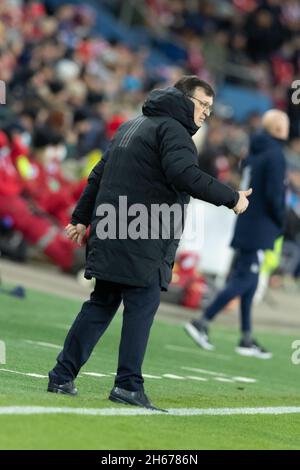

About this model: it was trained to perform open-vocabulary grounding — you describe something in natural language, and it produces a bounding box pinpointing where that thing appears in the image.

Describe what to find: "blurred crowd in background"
[0,0,300,292]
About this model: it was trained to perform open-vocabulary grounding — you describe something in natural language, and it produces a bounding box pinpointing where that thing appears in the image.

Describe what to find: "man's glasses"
[187,95,213,113]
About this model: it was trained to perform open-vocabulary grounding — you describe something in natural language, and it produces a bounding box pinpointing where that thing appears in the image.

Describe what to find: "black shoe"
[235,339,272,359]
[109,386,167,412]
[184,320,215,351]
[47,380,78,396]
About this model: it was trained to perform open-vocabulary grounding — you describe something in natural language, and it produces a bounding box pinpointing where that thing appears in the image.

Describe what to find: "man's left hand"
[65,223,86,246]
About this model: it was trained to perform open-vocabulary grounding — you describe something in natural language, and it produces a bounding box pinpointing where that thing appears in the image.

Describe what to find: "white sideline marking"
[0,406,300,416]
[186,376,208,382]
[163,374,184,380]
[181,366,228,377]
[0,369,47,378]
[0,368,256,383]
[79,372,161,379]
[24,340,61,349]
[26,373,48,378]
[143,374,162,379]
[233,377,257,383]
[81,372,109,378]
[214,377,235,383]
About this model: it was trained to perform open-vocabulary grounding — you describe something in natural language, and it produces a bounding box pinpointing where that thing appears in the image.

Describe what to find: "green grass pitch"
[0,287,299,450]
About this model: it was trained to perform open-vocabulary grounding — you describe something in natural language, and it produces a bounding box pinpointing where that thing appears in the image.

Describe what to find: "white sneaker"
[184,322,215,351]
[235,339,272,359]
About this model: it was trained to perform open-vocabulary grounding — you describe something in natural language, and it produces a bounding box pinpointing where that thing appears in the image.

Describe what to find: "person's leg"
[202,279,243,323]
[114,273,161,392]
[184,276,244,350]
[239,251,264,339]
[292,243,300,279]
[49,279,122,383]
[0,195,51,243]
[0,195,79,271]
[237,252,272,358]
[294,262,300,279]
[237,271,272,358]
[185,251,257,350]
[240,273,259,339]
[200,251,259,325]
[38,190,75,228]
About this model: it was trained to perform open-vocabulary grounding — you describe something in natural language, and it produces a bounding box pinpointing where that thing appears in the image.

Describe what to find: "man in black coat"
[47,76,251,410]
[185,109,289,360]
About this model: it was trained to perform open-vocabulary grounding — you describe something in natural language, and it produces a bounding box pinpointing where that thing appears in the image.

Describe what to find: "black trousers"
[49,273,161,391]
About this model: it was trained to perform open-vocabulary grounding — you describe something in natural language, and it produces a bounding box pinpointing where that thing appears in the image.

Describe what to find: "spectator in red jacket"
[0,130,84,273]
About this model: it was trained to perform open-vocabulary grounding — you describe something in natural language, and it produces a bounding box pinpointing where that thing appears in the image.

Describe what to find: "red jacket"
[0,131,22,196]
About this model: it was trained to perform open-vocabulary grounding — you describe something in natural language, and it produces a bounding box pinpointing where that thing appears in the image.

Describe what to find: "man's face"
[189,86,214,127]
[279,115,290,140]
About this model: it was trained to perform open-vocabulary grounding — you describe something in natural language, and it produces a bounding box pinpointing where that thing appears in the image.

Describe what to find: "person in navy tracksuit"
[185,109,289,358]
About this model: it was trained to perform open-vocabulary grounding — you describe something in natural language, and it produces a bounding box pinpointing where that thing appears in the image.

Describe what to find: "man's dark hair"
[174,75,215,98]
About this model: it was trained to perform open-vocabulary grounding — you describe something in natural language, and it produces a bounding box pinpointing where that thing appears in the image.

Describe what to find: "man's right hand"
[233,188,253,215]
[65,223,86,246]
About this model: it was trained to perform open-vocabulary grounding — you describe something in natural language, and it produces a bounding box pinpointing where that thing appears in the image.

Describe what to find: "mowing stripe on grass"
[181,366,257,383]
[181,366,229,377]
[0,406,300,416]
[165,345,231,361]
[52,324,71,330]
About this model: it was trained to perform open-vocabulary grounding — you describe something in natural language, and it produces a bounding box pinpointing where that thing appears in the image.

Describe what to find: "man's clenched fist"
[233,188,253,215]
[65,223,86,246]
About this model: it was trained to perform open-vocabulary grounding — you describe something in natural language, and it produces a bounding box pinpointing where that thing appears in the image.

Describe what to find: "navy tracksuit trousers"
[49,274,161,391]
[203,250,263,333]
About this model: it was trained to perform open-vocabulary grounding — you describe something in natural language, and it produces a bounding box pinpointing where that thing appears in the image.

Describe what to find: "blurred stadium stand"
[0,0,300,300]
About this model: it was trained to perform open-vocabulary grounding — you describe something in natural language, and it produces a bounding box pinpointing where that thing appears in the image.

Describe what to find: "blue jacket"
[231,130,286,251]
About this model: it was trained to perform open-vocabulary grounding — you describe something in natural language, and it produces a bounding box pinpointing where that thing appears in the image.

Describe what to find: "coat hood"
[142,87,199,136]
